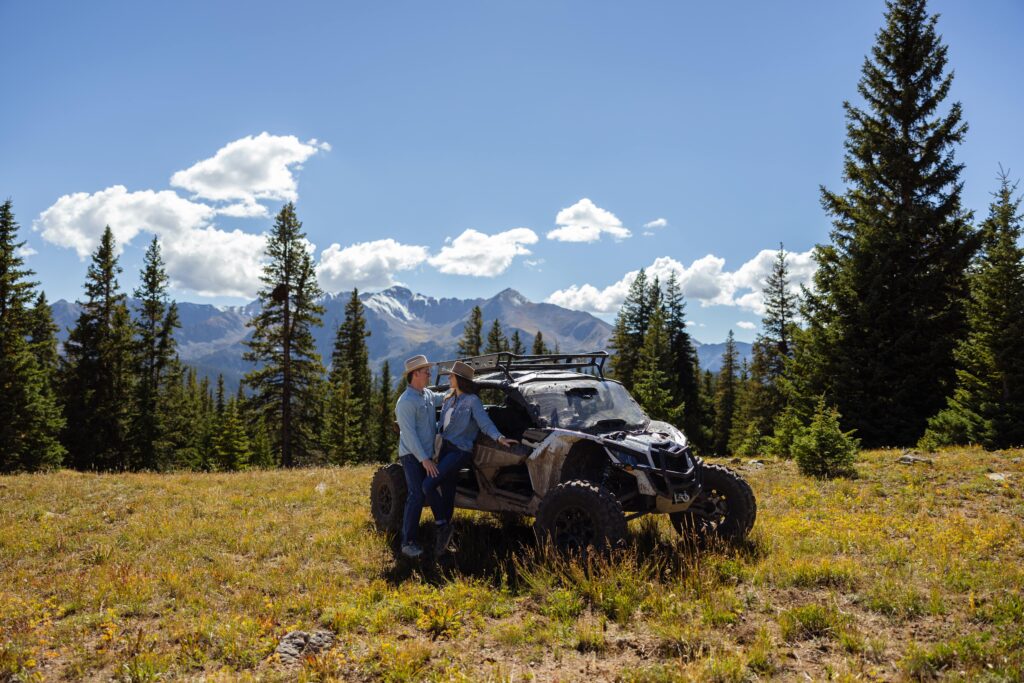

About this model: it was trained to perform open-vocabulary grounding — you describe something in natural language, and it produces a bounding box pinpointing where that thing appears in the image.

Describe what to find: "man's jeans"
[423,446,472,526]
[400,453,427,546]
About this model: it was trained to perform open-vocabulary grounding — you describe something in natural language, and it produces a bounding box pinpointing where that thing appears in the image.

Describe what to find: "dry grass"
[1,446,1022,681]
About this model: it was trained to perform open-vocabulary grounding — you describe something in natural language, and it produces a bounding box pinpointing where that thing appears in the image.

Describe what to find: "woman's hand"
[422,459,439,477]
[498,437,518,448]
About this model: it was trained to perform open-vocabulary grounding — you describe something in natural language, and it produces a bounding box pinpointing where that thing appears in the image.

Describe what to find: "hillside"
[50,288,752,389]
[2,447,1021,681]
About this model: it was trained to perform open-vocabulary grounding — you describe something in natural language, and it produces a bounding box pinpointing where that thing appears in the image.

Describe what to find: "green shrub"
[791,397,859,478]
[768,405,804,458]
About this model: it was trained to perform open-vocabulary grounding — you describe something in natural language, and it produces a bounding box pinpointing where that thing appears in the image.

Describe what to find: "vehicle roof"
[475,370,614,386]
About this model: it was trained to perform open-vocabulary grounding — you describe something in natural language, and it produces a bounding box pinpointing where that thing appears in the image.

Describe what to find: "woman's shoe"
[434,523,456,555]
[401,542,424,559]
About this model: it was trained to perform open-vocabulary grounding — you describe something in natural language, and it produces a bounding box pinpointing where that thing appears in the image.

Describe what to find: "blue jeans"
[423,446,472,526]
[400,453,427,546]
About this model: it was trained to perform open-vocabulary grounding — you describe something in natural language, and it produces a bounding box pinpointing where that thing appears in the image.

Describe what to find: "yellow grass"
[1,447,1022,681]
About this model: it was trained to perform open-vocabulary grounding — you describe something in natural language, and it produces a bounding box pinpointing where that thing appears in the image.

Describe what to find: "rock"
[986,473,1009,482]
[897,450,932,465]
[274,630,335,667]
[749,459,765,466]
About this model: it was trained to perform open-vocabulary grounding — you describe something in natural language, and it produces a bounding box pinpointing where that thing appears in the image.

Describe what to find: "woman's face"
[450,374,460,393]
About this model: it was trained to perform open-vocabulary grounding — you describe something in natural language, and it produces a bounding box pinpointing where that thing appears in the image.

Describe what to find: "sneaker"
[434,523,456,556]
[401,542,424,559]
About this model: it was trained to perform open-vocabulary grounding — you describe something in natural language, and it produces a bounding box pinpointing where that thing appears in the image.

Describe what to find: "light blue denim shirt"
[396,386,445,462]
[439,393,503,452]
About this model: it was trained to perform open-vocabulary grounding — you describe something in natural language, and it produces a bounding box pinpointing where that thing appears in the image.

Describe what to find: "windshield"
[520,380,650,432]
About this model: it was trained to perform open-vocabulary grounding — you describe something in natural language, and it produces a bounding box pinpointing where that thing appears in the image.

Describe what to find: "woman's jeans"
[400,447,472,545]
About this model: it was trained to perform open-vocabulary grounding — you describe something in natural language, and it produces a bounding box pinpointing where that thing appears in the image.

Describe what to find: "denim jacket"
[395,386,445,462]
[438,393,503,452]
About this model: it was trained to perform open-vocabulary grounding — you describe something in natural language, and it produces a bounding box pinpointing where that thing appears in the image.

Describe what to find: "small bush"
[791,397,859,478]
[778,603,844,641]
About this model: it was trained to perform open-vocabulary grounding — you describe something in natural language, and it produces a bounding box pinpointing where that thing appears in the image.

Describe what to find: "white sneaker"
[401,542,424,559]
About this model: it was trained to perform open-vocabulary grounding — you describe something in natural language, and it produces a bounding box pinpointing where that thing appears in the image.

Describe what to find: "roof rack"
[434,352,609,382]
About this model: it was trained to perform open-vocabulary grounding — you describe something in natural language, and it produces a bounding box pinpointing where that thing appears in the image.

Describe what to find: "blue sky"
[2,1,1021,343]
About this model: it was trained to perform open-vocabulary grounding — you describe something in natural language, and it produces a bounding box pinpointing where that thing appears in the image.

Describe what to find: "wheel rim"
[552,505,596,549]
[688,487,729,531]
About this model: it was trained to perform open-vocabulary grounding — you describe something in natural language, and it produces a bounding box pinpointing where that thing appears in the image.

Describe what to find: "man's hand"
[498,437,518,448]
[422,459,439,477]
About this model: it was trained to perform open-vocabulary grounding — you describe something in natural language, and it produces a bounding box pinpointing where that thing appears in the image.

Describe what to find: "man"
[394,354,445,558]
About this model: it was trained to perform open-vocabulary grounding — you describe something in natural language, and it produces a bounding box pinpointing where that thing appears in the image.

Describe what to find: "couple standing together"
[394,355,517,559]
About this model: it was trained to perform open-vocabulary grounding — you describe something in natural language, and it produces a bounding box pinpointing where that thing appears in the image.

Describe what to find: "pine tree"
[243,203,325,467]
[663,272,702,447]
[212,399,251,471]
[802,0,978,447]
[510,330,525,355]
[458,306,483,357]
[633,304,682,423]
[375,360,397,461]
[921,171,1024,449]
[28,291,60,384]
[129,237,181,470]
[609,269,650,389]
[485,318,509,354]
[712,331,739,455]
[0,200,65,471]
[61,227,135,471]
[532,330,550,355]
[326,289,373,462]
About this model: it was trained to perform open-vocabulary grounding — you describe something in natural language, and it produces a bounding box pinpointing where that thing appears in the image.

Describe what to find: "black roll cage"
[433,351,609,384]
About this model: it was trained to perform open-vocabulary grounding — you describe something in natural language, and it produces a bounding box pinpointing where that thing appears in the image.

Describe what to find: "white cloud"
[170,132,329,204]
[547,198,631,242]
[736,321,757,330]
[318,239,430,292]
[643,218,668,229]
[429,228,538,276]
[215,200,268,218]
[15,245,37,258]
[34,185,216,258]
[546,249,816,315]
[161,227,267,298]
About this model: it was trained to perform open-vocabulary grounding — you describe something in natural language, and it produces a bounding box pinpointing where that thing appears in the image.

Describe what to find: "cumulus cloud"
[546,249,816,315]
[161,227,268,298]
[318,239,430,291]
[34,185,216,258]
[16,245,37,258]
[736,321,757,330]
[643,218,668,229]
[170,132,329,204]
[429,228,539,276]
[547,198,631,242]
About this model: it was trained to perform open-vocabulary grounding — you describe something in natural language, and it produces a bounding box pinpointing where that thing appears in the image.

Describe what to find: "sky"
[2,0,1022,344]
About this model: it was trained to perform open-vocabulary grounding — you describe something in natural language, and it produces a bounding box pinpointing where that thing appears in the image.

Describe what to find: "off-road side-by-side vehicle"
[370,352,756,551]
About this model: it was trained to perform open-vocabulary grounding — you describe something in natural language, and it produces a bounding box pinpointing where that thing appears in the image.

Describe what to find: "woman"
[423,360,516,555]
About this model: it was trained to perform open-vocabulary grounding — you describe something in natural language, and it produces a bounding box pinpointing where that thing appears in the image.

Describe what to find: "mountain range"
[50,287,752,390]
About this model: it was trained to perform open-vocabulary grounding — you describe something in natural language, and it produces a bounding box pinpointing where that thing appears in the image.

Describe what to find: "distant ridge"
[50,288,751,389]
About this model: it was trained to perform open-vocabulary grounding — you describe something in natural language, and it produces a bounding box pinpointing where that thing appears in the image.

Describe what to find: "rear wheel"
[535,480,627,552]
[370,463,408,533]
[670,463,755,543]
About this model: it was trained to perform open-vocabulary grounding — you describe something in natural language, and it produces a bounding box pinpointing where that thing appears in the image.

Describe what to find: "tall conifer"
[712,331,739,455]
[243,203,325,467]
[803,0,977,446]
[458,306,483,357]
[485,318,509,354]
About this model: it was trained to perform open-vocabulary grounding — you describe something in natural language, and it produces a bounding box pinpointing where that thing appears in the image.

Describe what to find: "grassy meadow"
[1,447,1022,682]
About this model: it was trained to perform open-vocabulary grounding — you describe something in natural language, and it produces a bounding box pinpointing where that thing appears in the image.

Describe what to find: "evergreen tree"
[485,318,509,354]
[243,203,325,467]
[375,360,397,461]
[215,374,226,417]
[697,369,717,452]
[510,330,525,355]
[663,272,702,447]
[28,291,60,385]
[61,227,135,471]
[326,289,373,461]
[793,397,860,478]
[212,399,251,471]
[0,200,65,471]
[531,330,550,355]
[712,331,739,455]
[921,171,1024,449]
[609,269,650,389]
[129,237,180,470]
[458,306,483,357]
[633,304,683,423]
[802,0,977,447]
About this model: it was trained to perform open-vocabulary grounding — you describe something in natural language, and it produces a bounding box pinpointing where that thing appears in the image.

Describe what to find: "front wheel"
[534,480,627,552]
[670,463,756,543]
[370,463,408,533]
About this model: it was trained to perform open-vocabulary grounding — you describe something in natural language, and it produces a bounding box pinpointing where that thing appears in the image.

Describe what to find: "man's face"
[410,367,430,390]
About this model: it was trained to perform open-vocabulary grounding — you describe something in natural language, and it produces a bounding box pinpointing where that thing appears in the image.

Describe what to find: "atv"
[370,352,756,551]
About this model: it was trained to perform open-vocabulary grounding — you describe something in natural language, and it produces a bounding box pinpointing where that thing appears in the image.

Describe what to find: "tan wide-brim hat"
[442,360,475,381]
[404,354,434,375]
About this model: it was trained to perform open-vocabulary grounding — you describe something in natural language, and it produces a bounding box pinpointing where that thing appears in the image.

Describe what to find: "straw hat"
[404,354,434,375]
